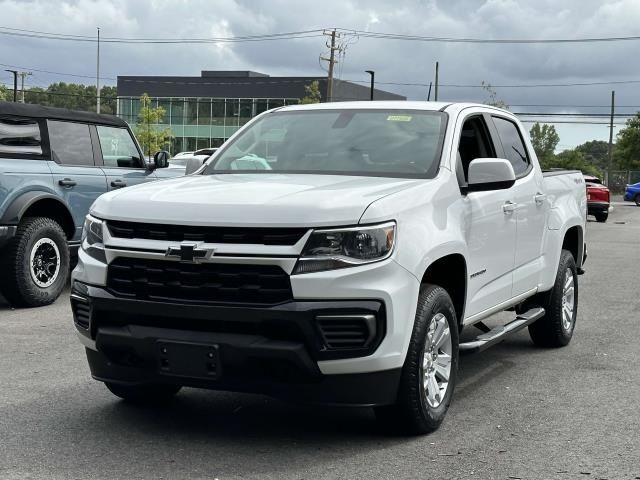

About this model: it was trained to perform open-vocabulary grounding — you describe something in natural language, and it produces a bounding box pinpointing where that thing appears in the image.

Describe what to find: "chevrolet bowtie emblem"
[165,243,213,263]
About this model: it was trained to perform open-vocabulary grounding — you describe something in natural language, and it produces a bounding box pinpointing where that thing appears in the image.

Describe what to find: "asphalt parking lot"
[1,202,639,480]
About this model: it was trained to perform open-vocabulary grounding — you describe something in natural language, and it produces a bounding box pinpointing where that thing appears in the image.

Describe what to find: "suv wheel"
[375,284,459,434]
[594,212,608,223]
[0,217,69,307]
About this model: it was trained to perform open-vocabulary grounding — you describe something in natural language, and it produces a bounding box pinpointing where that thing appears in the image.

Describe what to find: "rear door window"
[0,117,43,157]
[491,117,530,176]
[47,120,94,166]
[96,126,143,168]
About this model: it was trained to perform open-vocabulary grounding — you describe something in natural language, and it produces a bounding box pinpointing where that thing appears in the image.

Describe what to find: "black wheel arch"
[420,254,467,329]
[0,191,75,240]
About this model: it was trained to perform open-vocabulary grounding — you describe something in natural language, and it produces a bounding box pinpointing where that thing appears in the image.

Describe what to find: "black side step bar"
[459,307,545,354]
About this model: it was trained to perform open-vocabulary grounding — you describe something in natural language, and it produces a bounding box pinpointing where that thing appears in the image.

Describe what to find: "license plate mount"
[156,341,220,380]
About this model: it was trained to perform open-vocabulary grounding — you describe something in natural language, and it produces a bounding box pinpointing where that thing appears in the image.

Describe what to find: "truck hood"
[91,173,423,227]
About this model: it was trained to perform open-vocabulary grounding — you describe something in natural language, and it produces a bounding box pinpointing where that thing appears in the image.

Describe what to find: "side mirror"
[185,157,204,175]
[152,150,170,169]
[466,158,516,192]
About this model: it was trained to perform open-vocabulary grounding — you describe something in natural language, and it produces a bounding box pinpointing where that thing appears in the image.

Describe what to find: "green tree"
[575,140,612,171]
[547,149,602,177]
[481,81,509,109]
[0,84,10,101]
[529,123,560,167]
[20,82,117,113]
[613,113,640,170]
[133,93,173,157]
[300,80,321,104]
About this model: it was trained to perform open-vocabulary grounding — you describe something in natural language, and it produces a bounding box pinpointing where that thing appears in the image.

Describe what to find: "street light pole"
[5,69,17,102]
[365,70,375,101]
[96,27,101,113]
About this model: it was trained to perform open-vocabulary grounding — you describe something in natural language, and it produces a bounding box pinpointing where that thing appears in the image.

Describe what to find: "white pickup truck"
[71,102,587,434]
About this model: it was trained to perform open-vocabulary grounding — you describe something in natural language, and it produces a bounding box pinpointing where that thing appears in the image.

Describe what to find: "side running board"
[459,307,545,354]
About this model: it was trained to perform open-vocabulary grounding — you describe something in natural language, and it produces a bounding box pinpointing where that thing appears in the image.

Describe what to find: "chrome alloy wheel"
[561,268,575,331]
[421,313,452,408]
[29,238,61,288]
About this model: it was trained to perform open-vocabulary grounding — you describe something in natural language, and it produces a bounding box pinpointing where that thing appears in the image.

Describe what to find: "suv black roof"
[0,102,128,127]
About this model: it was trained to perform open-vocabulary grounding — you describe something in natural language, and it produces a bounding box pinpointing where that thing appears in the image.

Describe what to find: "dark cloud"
[1,0,637,147]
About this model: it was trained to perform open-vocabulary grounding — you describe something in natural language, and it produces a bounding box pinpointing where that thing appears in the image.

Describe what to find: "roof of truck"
[277,101,512,115]
[0,102,128,127]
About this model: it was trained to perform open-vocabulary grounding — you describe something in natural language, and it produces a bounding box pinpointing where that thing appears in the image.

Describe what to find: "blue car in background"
[0,102,181,307]
[624,182,640,206]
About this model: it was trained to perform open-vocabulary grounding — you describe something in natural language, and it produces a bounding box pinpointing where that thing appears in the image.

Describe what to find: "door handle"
[503,201,518,214]
[534,192,547,205]
[110,180,127,189]
[58,178,76,187]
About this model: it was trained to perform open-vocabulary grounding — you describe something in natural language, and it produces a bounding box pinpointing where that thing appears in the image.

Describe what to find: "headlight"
[293,222,396,274]
[81,215,106,262]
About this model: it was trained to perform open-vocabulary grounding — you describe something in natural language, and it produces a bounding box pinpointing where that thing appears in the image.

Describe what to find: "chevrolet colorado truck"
[71,102,587,434]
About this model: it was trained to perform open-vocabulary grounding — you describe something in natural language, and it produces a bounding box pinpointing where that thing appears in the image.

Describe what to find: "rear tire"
[635,194,640,207]
[594,212,608,223]
[375,284,459,435]
[0,217,69,307]
[105,382,182,404]
[528,249,578,347]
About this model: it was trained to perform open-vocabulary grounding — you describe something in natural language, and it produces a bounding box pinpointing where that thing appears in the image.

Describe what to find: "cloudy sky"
[2,0,640,148]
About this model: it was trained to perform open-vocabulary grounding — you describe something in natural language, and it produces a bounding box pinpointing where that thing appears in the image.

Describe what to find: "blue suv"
[624,182,640,206]
[0,102,180,307]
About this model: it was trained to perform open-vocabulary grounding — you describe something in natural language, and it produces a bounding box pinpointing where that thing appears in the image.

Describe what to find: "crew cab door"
[490,116,547,296]
[456,114,517,319]
[94,125,156,190]
[47,120,108,241]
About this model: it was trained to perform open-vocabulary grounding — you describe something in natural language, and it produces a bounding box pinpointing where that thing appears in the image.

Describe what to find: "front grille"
[107,220,307,246]
[107,257,293,305]
[317,315,375,349]
[72,300,91,329]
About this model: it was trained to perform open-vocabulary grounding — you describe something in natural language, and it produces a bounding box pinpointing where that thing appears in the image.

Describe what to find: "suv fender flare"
[0,191,73,227]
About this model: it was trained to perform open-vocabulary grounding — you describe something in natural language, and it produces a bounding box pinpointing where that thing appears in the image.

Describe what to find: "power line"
[345,78,640,88]
[0,62,116,81]
[337,28,640,44]
[0,26,325,44]
[5,24,640,45]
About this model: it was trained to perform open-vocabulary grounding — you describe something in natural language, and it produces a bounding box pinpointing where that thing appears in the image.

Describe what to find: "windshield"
[204,109,447,178]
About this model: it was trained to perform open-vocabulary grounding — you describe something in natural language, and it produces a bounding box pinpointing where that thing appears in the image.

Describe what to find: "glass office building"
[116,71,405,154]
[117,95,300,153]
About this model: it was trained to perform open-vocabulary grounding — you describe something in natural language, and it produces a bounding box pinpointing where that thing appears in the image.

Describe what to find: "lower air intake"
[316,314,377,349]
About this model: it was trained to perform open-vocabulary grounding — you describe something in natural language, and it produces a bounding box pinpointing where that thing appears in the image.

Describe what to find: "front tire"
[375,284,459,435]
[0,217,69,307]
[105,382,182,404]
[528,249,578,347]
[635,194,640,207]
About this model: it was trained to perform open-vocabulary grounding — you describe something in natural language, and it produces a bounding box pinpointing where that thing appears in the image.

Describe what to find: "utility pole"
[5,69,17,102]
[96,27,101,113]
[18,71,32,103]
[321,29,341,102]
[365,70,375,100]
[607,90,615,186]
[427,81,433,101]
[434,61,439,101]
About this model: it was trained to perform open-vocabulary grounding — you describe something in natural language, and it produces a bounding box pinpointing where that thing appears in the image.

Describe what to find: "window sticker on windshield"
[387,115,412,122]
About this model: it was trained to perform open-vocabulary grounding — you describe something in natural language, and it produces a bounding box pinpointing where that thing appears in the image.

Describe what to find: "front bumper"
[71,282,401,406]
